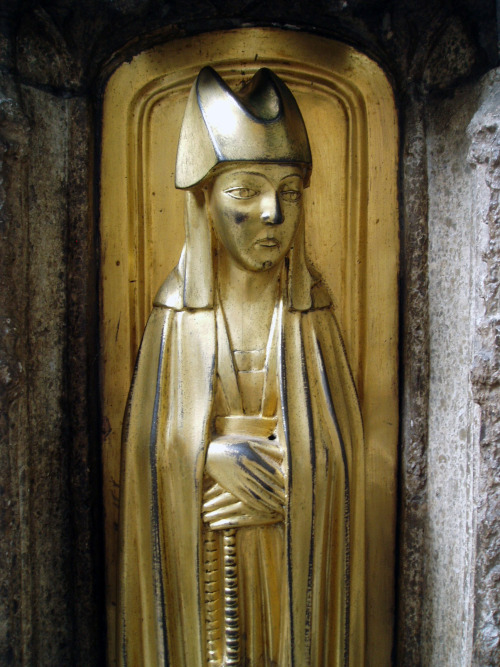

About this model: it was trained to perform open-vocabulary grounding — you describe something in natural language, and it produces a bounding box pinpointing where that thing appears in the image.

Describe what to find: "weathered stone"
[397,91,431,667]
[17,9,84,91]
[65,96,106,665]
[0,70,30,667]
[423,75,483,666]
[20,84,73,665]
[4,0,497,94]
[0,69,105,665]
[467,69,500,667]
[403,66,500,667]
[423,17,479,91]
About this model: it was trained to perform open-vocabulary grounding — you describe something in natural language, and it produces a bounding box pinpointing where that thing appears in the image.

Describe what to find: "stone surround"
[0,1,498,664]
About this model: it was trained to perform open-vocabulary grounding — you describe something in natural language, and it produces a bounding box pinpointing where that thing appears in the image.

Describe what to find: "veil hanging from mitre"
[154,66,316,311]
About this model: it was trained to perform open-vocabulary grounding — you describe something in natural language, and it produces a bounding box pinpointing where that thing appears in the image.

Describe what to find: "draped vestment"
[117,259,365,666]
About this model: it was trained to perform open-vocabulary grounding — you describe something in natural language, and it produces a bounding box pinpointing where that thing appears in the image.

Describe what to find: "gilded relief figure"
[117,67,365,666]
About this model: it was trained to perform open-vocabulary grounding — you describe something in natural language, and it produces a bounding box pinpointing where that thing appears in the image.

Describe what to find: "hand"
[204,435,285,521]
[202,482,281,530]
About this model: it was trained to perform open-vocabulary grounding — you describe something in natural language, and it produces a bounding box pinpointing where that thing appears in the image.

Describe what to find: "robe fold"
[117,269,365,666]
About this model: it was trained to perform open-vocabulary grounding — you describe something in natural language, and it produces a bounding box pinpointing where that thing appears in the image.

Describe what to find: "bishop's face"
[207,163,305,272]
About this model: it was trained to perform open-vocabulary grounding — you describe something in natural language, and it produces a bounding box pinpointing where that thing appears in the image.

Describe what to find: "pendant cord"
[223,528,240,665]
[204,529,221,666]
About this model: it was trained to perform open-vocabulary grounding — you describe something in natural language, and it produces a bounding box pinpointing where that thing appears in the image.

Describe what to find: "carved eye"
[280,189,302,202]
[224,187,258,199]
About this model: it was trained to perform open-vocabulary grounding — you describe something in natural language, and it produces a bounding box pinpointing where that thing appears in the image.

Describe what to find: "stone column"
[467,69,500,667]
[418,67,499,667]
[0,34,104,666]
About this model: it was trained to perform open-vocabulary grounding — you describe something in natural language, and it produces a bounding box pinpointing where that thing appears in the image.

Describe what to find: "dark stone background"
[0,1,497,664]
[1,0,497,93]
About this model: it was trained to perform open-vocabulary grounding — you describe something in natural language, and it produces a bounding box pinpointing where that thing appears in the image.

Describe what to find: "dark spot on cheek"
[234,212,248,225]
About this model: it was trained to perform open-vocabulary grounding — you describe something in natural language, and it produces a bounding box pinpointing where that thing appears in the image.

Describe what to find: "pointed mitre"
[175,66,312,189]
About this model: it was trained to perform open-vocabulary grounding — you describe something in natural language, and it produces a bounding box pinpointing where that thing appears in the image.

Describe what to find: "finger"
[228,474,277,511]
[238,475,284,513]
[209,511,281,531]
[202,491,238,513]
[246,447,286,487]
[245,460,286,498]
[203,482,224,502]
[233,474,285,514]
[249,440,283,461]
[244,460,286,503]
[204,498,262,521]
[203,500,246,523]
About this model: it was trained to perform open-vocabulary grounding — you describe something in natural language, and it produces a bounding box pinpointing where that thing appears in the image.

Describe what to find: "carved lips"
[255,237,280,248]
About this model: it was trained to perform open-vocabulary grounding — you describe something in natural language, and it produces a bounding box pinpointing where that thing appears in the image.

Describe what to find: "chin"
[247,252,286,272]
[245,258,281,272]
[260,260,276,270]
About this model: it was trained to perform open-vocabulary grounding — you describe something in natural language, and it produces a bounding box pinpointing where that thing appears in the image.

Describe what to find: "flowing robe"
[117,267,365,666]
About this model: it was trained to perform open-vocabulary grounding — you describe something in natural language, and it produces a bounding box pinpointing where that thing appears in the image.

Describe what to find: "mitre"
[175,66,312,189]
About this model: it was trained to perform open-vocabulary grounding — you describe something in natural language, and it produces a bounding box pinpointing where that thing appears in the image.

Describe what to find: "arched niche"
[100,27,398,665]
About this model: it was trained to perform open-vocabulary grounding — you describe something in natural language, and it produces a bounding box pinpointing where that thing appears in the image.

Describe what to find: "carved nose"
[261,193,283,225]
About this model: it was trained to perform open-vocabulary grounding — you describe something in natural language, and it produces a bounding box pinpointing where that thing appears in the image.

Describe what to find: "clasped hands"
[202,435,285,530]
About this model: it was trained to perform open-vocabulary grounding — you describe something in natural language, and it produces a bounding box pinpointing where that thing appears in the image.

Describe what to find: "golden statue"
[117,66,365,666]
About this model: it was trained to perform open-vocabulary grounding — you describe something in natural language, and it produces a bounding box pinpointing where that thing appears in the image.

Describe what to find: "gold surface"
[101,28,398,665]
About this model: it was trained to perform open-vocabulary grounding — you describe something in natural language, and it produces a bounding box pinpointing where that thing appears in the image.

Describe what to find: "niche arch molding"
[100,27,398,665]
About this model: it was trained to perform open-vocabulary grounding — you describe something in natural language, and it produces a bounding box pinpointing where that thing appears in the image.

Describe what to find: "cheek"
[214,212,249,256]
[284,209,301,237]
[219,202,249,227]
[234,212,248,225]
